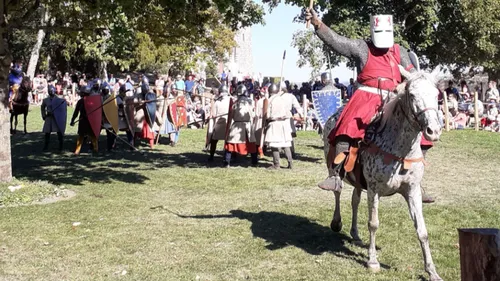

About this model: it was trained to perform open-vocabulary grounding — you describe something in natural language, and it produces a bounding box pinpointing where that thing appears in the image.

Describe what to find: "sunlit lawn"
[0,106,499,280]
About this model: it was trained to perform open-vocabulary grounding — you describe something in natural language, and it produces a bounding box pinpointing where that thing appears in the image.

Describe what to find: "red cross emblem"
[374,17,380,27]
[387,17,392,25]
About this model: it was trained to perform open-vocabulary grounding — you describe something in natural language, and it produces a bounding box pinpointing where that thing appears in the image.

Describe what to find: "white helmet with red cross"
[370,15,394,48]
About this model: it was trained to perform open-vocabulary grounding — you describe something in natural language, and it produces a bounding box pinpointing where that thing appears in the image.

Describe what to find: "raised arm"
[306,8,368,65]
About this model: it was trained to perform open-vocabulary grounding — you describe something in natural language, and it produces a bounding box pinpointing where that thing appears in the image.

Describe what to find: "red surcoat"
[328,43,433,147]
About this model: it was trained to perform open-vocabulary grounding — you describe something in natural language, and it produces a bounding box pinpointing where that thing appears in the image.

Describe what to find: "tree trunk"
[26,6,49,80]
[0,0,13,182]
[458,228,500,281]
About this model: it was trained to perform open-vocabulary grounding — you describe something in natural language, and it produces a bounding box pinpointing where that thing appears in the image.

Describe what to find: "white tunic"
[227,96,256,144]
[211,94,231,140]
[265,93,293,148]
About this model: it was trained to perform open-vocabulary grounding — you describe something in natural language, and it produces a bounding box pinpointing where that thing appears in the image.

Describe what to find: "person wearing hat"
[223,84,258,167]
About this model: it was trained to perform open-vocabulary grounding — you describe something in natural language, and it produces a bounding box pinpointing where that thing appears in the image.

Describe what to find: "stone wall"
[226,27,253,78]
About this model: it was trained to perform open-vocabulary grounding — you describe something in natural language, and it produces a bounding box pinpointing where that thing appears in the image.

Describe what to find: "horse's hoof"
[367,262,381,273]
[430,275,443,281]
[330,220,342,232]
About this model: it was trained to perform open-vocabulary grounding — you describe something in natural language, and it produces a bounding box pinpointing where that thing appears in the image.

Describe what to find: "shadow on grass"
[11,132,150,186]
[175,209,390,270]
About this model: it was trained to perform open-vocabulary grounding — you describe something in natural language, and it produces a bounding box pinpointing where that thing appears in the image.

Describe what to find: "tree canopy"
[7,0,266,76]
[266,0,500,78]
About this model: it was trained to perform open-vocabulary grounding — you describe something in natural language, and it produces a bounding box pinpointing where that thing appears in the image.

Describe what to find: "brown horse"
[10,77,32,134]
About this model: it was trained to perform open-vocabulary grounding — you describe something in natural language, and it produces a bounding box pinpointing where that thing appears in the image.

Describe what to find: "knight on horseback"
[306,10,435,202]
[9,63,31,135]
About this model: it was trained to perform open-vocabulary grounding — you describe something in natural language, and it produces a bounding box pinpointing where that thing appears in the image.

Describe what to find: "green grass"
[1,106,499,280]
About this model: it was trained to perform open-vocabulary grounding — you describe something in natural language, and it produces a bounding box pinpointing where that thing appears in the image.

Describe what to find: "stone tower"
[225,27,253,78]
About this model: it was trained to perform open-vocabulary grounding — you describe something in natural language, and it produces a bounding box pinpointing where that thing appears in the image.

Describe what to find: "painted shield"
[84,95,103,138]
[176,96,188,127]
[123,99,136,133]
[224,98,234,142]
[144,92,157,129]
[51,98,67,134]
[167,102,178,128]
[103,94,119,133]
[312,89,342,128]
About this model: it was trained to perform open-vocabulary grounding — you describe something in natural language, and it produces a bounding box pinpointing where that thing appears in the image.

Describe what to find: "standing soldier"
[253,86,267,157]
[223,85,258,167]
[41,85,66,151]
[207,85,231,162]
[264,83,294,169]
[281,82,304,159]
[70,86,98,155]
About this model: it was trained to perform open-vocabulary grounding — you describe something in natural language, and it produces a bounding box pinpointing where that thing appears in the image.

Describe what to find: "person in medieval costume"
[281,82,304,159]
[153,85,168,142]
[208,84,231,162]
[160,84,180,146]
[319,72,337,91]
[306,10,436,203]
[41,85,65,151]
[264,83,294,169]
[100,83,117,151]
[134,76,156,149]
[223,85,258,167]
[253,85,267,157]
[71,86,98,154]
[116,82,135,149]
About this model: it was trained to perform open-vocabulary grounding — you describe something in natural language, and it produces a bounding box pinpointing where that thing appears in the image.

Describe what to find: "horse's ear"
[398,65,411,80]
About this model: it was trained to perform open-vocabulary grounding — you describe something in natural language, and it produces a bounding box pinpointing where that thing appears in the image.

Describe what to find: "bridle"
[399,84,439,131]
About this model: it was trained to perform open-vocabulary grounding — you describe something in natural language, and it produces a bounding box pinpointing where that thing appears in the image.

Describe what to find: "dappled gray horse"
[322,67,449,281]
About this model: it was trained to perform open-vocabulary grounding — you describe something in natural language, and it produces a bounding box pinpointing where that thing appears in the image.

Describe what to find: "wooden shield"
[103,94,119,133]
[123,99,136,133]
[259,98,269,148]
[224,98,234,143]
[51,98,67,134]
[205,98,216,148]
[84,95,103,138]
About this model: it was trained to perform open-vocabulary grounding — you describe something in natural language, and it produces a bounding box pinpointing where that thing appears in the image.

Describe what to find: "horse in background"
[321,66,451,281]
[10,77,32,134]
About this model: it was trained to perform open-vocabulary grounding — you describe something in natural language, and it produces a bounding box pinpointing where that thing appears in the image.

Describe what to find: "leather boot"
[318,141,350,192]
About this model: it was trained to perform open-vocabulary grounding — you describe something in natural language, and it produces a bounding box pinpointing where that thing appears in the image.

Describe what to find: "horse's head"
[398,66,451,142]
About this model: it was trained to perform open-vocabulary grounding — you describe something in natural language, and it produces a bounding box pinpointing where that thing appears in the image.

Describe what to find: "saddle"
[333,117,426,189]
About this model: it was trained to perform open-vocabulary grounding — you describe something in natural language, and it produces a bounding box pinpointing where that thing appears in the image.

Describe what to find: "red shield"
[84,95,103,138]
[123,99,136,133]
[168,102,178,128]
[176,96,187,127]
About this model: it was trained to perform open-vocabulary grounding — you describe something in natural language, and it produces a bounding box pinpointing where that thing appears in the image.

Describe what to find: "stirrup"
[318,175,343,191]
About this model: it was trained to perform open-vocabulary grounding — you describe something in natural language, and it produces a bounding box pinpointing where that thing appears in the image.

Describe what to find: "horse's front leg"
[367,188,380,272]
[350,187,362,242]
[330,190,342,232]
[10,114,14,132]
[405,184,442,281]
[23,113,28,134]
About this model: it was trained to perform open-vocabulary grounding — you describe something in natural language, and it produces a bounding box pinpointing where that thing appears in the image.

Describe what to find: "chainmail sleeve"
[315,23,369,70]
